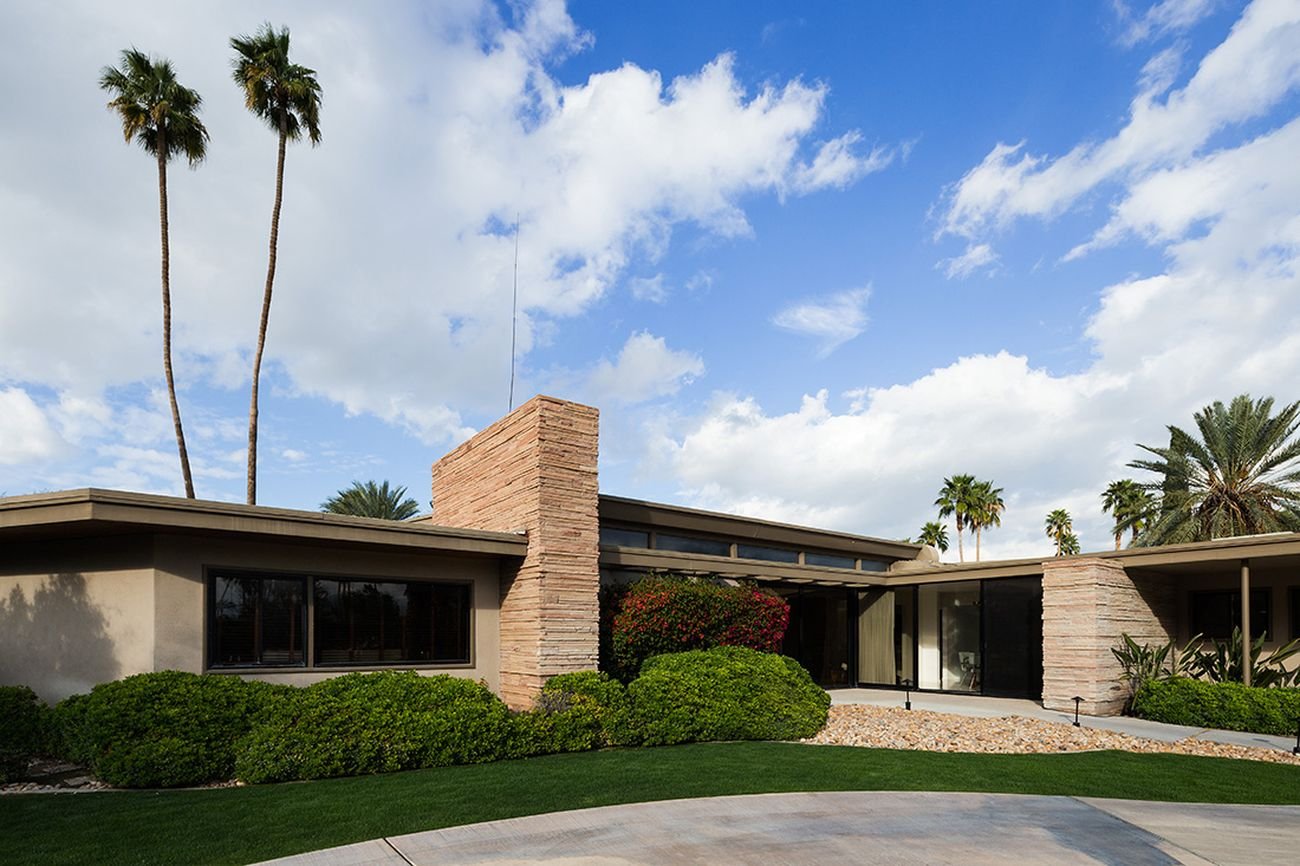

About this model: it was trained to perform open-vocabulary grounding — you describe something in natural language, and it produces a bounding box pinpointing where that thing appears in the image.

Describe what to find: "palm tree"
[917,521,949,555]
[100,50,208,499]
[322,481,420,520]
[1059,531,1082,556]
[967,479,1005,562]
[1044,508,1073,556]
[1101,479,1153,550]
[1129,395,1300,545]
[231,23,322,504]
[935,474,977,562]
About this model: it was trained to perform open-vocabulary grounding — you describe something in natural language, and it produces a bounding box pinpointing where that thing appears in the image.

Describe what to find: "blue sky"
[3,0,1299,560]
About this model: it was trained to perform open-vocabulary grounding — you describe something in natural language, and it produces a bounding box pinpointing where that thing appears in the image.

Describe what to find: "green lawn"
[3,742,1299,866]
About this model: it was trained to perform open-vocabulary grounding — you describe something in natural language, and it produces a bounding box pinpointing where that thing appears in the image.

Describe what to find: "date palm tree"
[1101,478,1153,550]
[935,474,977,562]
[100,50,208,499]
[968,479,1005,562]
[1129,395,1300,545]
[322,480,420,520]
[1044,508,1073,556]
[917,521,949,555]
[1059,531,1082,556]
[231,23,322,504]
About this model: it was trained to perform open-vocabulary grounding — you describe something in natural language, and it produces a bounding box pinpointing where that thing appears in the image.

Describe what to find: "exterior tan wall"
[1042,557,1176,716]
[0,536,157,702]
[152,534,502,693]
[432,395,600,708]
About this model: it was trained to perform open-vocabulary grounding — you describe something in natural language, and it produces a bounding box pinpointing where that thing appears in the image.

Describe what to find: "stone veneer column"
[431,396,600,708]
[1041,557,1176,716]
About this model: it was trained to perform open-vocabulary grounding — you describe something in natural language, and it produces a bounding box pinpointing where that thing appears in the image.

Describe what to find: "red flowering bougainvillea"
[608,575,790,680]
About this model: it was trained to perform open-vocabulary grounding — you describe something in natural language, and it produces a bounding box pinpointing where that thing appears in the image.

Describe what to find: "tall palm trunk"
[246,116,287,505]
[974,526,981,562]
[955,518,965,562]
[1114,531,1123,551]
[157,137,195,499]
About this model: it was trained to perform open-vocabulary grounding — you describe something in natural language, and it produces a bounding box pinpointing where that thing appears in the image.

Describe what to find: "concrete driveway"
[256,791,1300,865]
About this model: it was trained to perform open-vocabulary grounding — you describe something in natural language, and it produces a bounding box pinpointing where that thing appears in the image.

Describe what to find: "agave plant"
[1192,628,1300,688]
[1111,633,1204,710]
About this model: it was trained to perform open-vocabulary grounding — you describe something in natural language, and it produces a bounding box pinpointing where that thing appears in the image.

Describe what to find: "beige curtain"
[858,589,896,685]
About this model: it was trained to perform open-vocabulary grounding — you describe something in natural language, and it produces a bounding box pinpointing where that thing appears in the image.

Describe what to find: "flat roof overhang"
[887,532,1300,583]
[599,494,921,561]
[0,489,529,558]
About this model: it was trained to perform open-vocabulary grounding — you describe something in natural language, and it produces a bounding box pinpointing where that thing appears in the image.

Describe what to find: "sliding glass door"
[857,587,915,686]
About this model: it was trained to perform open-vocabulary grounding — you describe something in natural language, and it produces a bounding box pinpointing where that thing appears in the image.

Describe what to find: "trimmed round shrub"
[507,700,603,759]
[540,671,636,746]
[64,671,288,788]
[0,685,50,782]
[627,646,830,746]
[610,576,790,680]
[1132,677,1300,736]
[234,672,513,784]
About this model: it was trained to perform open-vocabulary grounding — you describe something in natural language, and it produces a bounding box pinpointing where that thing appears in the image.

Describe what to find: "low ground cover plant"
[0,685,51,782]
[1132,677,1300,737]
[607,574,789,680]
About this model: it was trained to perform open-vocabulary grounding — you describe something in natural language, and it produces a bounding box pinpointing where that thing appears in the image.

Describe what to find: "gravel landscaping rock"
[804,705,1300,766]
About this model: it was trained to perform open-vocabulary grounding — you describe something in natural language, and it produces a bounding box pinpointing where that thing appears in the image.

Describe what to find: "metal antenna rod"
[509,213,520,411]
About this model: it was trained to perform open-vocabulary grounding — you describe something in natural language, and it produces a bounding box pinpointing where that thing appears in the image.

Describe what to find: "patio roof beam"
[1241,559,1251,687]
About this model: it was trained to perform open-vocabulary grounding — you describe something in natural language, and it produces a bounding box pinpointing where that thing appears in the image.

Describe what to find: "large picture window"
[210,573,306,667]
[315,578,470,665]
[207,571,470,669]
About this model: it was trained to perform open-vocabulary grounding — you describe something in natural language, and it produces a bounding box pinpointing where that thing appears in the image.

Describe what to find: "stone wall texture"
[1042,558,1177,716]
[431,395,600,708]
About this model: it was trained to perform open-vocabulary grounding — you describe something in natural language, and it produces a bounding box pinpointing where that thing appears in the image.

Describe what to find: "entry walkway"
[256,791,1300,865]
[828,688,1296,752]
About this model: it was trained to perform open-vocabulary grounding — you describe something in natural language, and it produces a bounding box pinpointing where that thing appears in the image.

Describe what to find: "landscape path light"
[902,679,913,711]
[1073,696,1083,728]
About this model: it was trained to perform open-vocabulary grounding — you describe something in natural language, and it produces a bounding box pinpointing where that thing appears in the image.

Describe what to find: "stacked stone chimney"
[431,396,600,708]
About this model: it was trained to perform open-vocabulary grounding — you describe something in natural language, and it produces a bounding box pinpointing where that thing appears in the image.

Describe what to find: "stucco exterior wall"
[432,395,601,708]
[0,532,503,702]
[1042,557,1176,715]
[0,536,157,702]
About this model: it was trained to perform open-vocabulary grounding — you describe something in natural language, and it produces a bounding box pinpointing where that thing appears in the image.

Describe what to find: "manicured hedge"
[1132,677,1300,737]
[628,646,830,746]
[58,672,287,788]
[609,577,789,680]
[235,672,516,784]
[540,671,636,746]
[0,685,50,782]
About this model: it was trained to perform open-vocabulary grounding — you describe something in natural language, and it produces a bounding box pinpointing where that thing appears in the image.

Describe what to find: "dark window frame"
[1189,588,1271,641]
[205,567,474,671]
[653,532,732,557]
[208,570,308,669]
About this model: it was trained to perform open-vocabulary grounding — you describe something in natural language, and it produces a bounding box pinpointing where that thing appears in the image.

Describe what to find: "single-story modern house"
[3,395,1298,714]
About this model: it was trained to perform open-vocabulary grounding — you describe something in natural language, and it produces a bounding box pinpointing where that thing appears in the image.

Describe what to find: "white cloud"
[628,273,669,303]
[938,243,999,279]
[281,448,308,463]
[0,388,63,466]
[1115,0,1219,46]
[0,0,891,471]
[938,0,1300,240]
[584,332,704,405]
[771,287,870,356]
